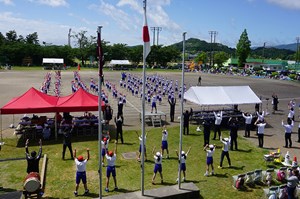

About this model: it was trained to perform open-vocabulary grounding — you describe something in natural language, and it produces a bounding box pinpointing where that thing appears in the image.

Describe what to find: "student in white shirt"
[161,126,169,159]
[73,148,90,197]
[242,112,253,137]
[152,147,163,185]
[218,137,231,169]
[105,141,118,192]
[282,119,294,148]
[213,111,223,140]
[204,144,215,176]
[175,147,191,182]
[254,119,267,148]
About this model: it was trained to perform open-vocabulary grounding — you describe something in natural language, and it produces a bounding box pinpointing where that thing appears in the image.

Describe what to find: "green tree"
[6,30,17,42]
[194,52,208,65]
[214,51,229,67]
[236,29,251,67]
[73,30,96,66]
[26,32,39,45]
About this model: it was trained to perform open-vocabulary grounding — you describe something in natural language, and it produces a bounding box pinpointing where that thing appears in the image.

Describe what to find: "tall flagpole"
[141,0,150,195]
[97,26,103,199]
[178,32,186,189]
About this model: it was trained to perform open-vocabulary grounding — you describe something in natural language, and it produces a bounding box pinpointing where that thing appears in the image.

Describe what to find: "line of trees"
[0,30,180,67]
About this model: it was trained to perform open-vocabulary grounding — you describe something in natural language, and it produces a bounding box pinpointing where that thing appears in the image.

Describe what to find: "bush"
[288,74,297,80]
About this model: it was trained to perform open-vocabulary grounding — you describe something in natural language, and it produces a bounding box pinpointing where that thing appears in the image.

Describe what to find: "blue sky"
[0,0,299,48]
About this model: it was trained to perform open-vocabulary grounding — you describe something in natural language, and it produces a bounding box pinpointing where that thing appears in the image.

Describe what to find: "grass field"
[0,124,281,199]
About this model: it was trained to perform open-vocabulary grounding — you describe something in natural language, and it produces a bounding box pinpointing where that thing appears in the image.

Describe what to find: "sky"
[0,0,300,48]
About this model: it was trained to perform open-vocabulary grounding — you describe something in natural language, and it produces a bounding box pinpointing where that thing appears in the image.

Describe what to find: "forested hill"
[169,38,236,54]
[169,37,295,60]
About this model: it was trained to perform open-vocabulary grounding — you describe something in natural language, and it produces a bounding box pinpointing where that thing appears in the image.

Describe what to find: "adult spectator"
[203,120,211,147]
[254,119,266,148]
[242,112,253,137]
[282,119,294,148]
[213,111,222,140]
[62,127,74,160]
[25,139,42,174]
[271,93,279,113]
[287,169,299,199]
[117,98,123,116]
[183,110,191,135]
[42,124,51,140]
[228,117,239,150]
[104,105,113,125]
[114,113,124,144]
[198,75,202,86]
[168,97,176,122]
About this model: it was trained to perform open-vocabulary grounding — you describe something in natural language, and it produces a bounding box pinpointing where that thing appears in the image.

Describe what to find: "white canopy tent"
[42,58,64,64]
[109,60,131,65]
[184,86,261,106]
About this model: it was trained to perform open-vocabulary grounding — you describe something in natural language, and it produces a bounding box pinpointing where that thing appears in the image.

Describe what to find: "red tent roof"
[56,88,105,112]
[0,87,58,114]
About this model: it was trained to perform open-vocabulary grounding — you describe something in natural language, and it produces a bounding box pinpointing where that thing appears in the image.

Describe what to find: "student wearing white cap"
[204,144,215,176]
[175,147,191,182]
[218,137,231,169]
[152,147,163,185]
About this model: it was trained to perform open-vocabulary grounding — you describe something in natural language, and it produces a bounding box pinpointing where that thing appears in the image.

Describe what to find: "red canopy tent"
[56,88,105,112]
[0,87,58,114]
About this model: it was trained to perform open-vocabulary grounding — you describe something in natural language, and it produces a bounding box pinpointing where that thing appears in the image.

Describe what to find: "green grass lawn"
[0,125,280,198]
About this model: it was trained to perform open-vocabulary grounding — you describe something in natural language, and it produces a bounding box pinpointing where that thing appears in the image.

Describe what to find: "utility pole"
[262,42,266,64]
[296,37,300,65]
[208,31,217,67]
[68,28,72,47]
[156,27,162,45]
[150,27,162,45]
[150,27,156,46]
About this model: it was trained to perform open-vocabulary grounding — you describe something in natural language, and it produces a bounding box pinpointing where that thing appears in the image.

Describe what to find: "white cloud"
[0,12,70,45]
[0,0,14,5]
[267,0,300,10]
[28,0,68,7]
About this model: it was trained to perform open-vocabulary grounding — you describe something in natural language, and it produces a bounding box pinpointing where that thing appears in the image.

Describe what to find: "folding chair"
[254,169,263,184]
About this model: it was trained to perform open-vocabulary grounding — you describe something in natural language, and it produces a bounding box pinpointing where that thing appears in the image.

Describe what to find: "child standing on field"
[204,144,215,176]
[176,147,191,182]
[152,147,163,185]
[161,126,169,159]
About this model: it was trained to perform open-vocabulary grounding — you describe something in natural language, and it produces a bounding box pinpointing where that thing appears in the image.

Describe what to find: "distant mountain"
[169,38,295,60]
[169,38,236,55]
[273,43,298,52]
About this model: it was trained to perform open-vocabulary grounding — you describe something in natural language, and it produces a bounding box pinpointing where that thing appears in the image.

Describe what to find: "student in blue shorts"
[136,131,148,161]
[73,148,90,197]
[152,147,163,185]
[204,144,215,176]
[161,126,169,159]
[176,147,191,182]
[105,141,118,192]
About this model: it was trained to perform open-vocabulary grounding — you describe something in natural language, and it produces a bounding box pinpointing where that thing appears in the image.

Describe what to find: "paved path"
[0,70,299,159]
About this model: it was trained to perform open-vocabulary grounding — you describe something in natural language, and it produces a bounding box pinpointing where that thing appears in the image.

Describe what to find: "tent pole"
[55,115,57,140]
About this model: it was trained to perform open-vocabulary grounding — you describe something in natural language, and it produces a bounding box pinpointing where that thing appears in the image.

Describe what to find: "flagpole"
[178,32,186,189]
[97,26,103,199]
[141,0,148,195]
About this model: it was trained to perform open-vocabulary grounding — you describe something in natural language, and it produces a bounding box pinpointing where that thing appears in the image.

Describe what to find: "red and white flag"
[143,0,151,58]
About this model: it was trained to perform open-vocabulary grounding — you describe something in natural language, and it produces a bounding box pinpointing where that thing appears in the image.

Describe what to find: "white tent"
[42,58,64,64]
[109,60,130,65]
[184,86,261,105]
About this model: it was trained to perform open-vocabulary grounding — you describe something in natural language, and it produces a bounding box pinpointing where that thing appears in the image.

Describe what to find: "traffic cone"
[292,156,298,167]
[77,63,80,71]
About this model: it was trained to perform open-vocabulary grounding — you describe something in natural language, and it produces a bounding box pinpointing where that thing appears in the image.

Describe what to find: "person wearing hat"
[218,136,231,169]
[105,141,118,192]
[204,144,216,176]
[25,139,42,174]
[152,147,163,185]
[73,148,90,197]
[176,147,191,182]
[161,126,169,159]
[101,132,110,166]
[213,111,223,140]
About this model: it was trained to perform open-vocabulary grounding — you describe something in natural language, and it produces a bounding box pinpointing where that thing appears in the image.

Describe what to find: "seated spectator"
[42,124,51,140]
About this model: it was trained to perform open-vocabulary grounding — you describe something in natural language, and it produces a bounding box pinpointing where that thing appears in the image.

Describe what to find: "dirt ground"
[0,69,300,159]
